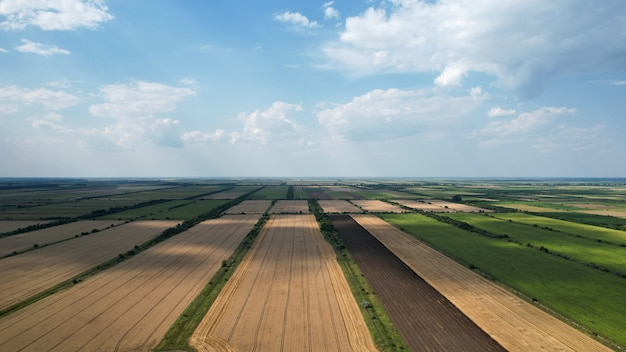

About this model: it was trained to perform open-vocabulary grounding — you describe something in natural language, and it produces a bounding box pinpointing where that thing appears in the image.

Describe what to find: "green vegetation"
[247,185,289,200]
[310,200,409,352]
[381,213,626,348]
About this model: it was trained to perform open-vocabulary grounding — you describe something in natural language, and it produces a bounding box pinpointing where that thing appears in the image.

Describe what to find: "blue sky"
[1,0,625,177]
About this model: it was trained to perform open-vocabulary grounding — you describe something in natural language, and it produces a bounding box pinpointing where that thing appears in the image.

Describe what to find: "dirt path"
[0,215,259,351]
[351,214,612,352]
[191,214,377,351]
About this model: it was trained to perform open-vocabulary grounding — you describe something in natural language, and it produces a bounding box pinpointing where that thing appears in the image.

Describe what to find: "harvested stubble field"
[0,220,178,311]
[353,214,612,352]
[351,200,406,213]
[318,200,364,213]
[224,199,272,214]
[191,214,377,351]
[0,220,122,257]
[393,199,455,212]
[330,214,505,352]
[269,199,309,214]
[428,200,491,212]
[0,215,259,351]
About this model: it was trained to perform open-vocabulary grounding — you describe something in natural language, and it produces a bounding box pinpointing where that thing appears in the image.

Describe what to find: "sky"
[1,0,625,178]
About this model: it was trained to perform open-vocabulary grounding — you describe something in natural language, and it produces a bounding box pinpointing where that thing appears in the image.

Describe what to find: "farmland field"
[191,214,377,351]
[351,199,406,213]
[381,212,625,348]
[355,214,612,351]
[0,215,259,351]
[0,220,122,257]
[269,199,309,213]
[0,220,178,311]
[0,220,51,234]
[330,214,505,352]
[318,200,363,213]
[224,199,272,214]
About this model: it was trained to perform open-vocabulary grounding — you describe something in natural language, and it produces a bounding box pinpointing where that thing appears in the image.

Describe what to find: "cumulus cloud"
[236,101,305,144]
[0,85,80,110]
[181,129,226,143]
[488,107,516,117]
[317,88,479,141]
[0,0,113,31]
[275,11,320,29]
[471,106,576,146]
[89,81,195,148]
[322,0,626,98]
[323,1,340,20]
[15,39,70,56]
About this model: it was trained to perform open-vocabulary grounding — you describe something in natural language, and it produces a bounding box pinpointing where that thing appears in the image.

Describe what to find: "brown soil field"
[351,200,406,213]
[304,186,333,200]
[0,220,123,257]
[0,220,178,311]
[224,200,272,214]
[330,214,505,352]
[318,200,364,213]
[191,214,377,352]
[0,215,259,351]
[269,200,310,213]
[393,199,455,212]
[0,220,51,234]
[351,214,612,352]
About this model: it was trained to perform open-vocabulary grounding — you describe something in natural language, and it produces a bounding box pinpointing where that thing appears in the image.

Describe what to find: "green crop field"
[445,212,626,275]
[247,185,289,200]
[381,213,626,348]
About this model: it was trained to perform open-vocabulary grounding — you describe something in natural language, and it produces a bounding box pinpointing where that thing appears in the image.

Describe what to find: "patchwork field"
[0,215,259,351]
[353,214,611,352]
[0,220,178,311]
[331,214,505,352]
[269,200,309,214]
[0,220,51,234]
[191,214,377,351]
[318,200,364,213]
[0,220,122,257]
[393,199,454,212]
[224,200,272,214]
[351,200,406,213]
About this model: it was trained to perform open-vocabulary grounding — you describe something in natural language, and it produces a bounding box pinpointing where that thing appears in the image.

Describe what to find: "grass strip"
[154,212,270,351]
[310,199,409,352]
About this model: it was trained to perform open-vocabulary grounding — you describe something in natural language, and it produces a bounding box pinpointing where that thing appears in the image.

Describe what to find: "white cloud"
[89,81,195,148]
[236,101,305,144]
[607,80,626,86]
[15,39,70,56]
[181,129,226,143]
[488,107,516,117]
[275,11,320,29]
[322,0,626,98]
[90,81,195,119]
[471,106,576,146]
[0,85,80,110]
[317,88,479,141]
[0,47,6,53]
[0,0,113,31]
[534,124,610,154]
[323,2,340,20]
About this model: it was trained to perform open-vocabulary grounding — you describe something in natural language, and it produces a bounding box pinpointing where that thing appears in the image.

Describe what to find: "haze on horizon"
[1,0,625,178]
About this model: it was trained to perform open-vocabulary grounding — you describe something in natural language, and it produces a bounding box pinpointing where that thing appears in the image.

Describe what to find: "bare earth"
[224,200,272,214]
[0,220,123,257]
[351,200,406,213]
[191,214,377,352]
[0,220,178,311]
[318,200,364,213]
[351,214,612,352]
[0,215,259,351]
[269,200,310,214]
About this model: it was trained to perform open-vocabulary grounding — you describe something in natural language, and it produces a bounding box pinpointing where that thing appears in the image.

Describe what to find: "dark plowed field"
[330,215,505,352]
